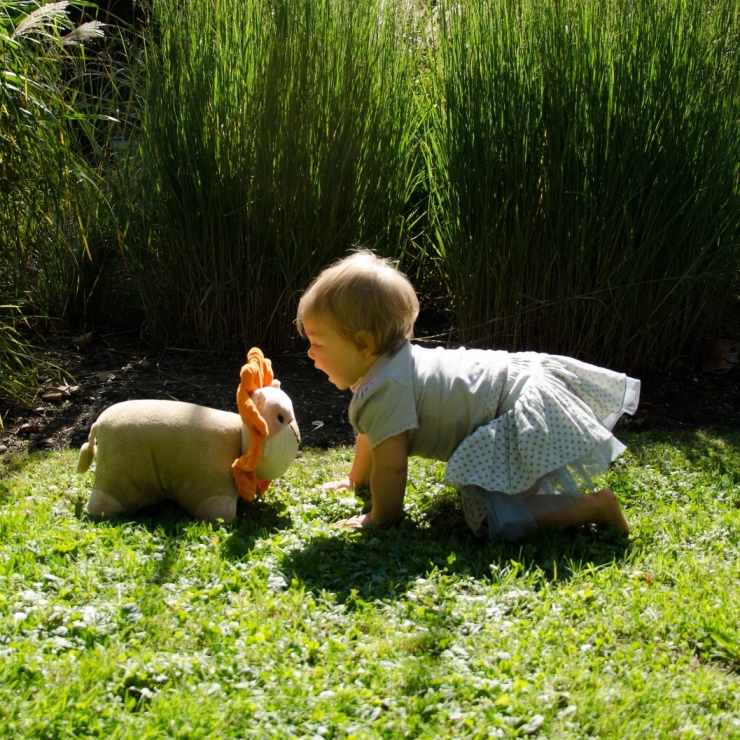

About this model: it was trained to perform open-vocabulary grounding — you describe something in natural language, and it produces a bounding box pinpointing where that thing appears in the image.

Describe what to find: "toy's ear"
[271,379,281,389]
[252,386,295,437]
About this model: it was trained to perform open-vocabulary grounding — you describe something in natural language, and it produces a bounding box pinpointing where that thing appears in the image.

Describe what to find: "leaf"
[41,382,79,403]
[17,422,40,436]
[702,340,738,374]
[71,332,95,348]
[41,390,65,404]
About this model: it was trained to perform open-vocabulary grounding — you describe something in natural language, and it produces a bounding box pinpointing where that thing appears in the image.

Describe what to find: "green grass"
[0,0,118,319]
[3,0,740,379]
[135,0,422,351]
[1,0,137,403]
[1,430,739,738]
[0,306,40,418]
[426,0,740,370]
[128,0,740,364]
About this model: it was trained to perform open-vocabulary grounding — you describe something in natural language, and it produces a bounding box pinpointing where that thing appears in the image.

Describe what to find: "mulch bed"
[1,331,739,459]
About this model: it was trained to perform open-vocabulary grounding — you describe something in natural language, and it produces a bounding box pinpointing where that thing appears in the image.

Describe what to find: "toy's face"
[247,384,300,481]
[255,419,300,480]
[252,386,297,438]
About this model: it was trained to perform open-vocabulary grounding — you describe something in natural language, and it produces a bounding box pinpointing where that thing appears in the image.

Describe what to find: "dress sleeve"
[350,377,419,450]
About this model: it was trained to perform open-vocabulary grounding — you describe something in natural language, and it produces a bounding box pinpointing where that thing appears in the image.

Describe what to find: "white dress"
[349,343,640,541]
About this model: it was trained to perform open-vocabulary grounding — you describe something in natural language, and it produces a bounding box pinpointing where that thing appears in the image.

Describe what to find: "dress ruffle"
[445,353,640,540]
[445,353,640,539]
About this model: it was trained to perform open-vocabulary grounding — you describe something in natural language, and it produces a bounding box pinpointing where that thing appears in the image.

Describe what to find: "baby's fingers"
[317,476,352,492]
[335,513,371,528]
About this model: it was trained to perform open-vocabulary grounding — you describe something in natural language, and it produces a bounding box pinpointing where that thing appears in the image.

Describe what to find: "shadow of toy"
[80,496,293,585]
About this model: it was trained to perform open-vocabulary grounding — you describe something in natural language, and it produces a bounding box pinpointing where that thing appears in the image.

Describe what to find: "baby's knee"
[593,488,617,505]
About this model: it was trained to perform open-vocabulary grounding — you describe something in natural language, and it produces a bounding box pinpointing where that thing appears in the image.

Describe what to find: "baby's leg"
[461,482,555,540]
[535,489,629,533]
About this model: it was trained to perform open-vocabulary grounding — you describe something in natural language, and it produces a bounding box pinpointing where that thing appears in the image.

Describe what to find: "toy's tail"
[76,422,99,473]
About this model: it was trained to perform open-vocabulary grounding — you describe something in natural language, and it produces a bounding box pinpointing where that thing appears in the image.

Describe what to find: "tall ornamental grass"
[137,0,422,351]
[0,0,112,321]
[0,1,132,406]
[0,306,39,420]
[427,0,740,370]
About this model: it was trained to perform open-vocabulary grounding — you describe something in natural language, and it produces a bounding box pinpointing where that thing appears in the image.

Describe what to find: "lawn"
[1,429,739,738]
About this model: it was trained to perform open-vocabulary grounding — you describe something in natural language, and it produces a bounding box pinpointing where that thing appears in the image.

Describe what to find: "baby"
[296,250,639,540]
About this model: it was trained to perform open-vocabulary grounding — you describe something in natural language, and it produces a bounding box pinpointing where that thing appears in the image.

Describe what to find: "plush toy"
[76,348,300,523]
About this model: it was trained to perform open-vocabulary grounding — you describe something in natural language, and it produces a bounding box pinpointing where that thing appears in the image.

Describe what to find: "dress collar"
[350,342,410,394]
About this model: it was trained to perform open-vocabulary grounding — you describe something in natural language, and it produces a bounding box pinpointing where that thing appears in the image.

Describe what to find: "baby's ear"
[354,330,375,355]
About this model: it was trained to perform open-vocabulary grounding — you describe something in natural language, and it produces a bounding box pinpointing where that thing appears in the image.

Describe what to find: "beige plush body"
[77,399,298,523]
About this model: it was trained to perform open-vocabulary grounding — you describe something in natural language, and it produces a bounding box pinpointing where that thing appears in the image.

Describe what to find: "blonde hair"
[296,250,420,355]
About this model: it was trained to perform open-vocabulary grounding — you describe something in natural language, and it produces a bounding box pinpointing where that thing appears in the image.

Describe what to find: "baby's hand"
[317,476,353,492]
[335,513,372,528]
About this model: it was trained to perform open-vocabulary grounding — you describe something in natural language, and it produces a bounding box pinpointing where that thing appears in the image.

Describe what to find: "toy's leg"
[193,495,237,524]
[87,489,127,519]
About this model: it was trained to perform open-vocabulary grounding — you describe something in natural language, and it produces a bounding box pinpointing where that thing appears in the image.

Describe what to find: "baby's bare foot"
[593,488,629,532]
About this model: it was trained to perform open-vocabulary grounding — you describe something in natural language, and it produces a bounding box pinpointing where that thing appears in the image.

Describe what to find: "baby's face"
[302,315,377,391]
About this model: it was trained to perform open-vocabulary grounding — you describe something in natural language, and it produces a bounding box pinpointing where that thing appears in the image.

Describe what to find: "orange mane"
[231,347,274,501]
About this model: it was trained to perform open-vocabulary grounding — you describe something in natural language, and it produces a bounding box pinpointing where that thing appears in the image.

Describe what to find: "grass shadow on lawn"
[276,514,631,606]
[101,497,294,583]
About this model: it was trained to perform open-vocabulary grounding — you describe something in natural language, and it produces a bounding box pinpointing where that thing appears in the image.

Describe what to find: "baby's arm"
[337,432,408,528]
[367,433,408,525]
[317,433,372,492]
[349,433,373,487]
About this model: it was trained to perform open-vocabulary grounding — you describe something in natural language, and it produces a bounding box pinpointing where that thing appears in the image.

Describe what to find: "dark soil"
[0,331,356,456]
[1,330,739,458]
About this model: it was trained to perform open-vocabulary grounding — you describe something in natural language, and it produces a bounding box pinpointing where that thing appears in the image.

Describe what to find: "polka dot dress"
[447,352,640,540]
[461,491,489,537]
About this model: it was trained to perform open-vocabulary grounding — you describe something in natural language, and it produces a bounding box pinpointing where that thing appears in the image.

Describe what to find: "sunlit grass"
[1,430,739,737]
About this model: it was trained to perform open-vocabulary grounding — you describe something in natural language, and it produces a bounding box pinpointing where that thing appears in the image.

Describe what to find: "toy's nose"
[289,418,301,445]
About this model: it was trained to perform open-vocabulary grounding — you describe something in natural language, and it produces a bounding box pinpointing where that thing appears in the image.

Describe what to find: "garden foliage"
[426,0,740,367]
[0,0,128,405]
[133,0,422,350]
[2,0,740,394]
